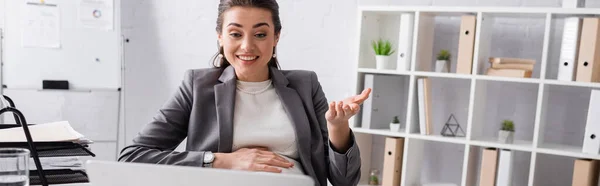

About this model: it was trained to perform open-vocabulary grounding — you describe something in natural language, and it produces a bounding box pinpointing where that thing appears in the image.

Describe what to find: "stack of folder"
[485,57,536,78]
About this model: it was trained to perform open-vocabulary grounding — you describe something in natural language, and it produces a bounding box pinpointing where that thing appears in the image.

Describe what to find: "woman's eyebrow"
[227,22,270,28]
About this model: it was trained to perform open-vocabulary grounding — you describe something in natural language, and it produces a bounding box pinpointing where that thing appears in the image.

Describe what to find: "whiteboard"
[2,0,122,89]
[2,88,121,141]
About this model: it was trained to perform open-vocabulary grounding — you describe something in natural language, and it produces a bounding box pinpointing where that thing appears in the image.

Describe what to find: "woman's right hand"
[213,147,294,173]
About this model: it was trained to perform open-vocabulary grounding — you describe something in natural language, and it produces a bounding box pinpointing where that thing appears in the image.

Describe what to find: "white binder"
[557,17,583,81]
[496,149,513,186]
[397,13,414,72]
[360,74,406,129]
[582,90,600,154]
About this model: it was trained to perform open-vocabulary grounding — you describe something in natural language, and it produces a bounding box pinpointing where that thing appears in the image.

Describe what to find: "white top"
[232,79,304,175]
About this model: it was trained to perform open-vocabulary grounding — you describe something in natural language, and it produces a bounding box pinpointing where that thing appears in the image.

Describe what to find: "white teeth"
[238,56,257,61]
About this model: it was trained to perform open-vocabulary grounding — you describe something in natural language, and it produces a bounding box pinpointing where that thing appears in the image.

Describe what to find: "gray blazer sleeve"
[311,72,361,186]
[118,70,206,166]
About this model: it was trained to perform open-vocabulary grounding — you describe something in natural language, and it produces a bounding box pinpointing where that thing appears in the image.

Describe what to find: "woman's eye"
[255,33,267,38]
[229,33,242,38]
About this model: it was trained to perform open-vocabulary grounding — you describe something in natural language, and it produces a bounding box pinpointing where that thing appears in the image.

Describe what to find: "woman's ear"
[274,33,280,46]
[217,33,223,47]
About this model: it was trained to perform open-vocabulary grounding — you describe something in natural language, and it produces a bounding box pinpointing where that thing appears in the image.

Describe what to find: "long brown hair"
[212,0,282,69]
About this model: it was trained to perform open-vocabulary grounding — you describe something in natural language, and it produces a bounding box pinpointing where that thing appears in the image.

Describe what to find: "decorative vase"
[376,55,395,70]
[435,60,450,72]
[389,123,402,132]
[498,130,514,144]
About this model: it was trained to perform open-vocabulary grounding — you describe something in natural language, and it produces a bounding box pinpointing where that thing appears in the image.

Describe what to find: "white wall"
[120,0,600,170]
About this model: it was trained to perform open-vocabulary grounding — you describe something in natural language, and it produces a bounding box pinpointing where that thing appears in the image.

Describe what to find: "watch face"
[204,153,214,163]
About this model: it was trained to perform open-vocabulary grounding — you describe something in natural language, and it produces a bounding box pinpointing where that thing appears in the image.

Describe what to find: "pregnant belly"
[279,155,304,175]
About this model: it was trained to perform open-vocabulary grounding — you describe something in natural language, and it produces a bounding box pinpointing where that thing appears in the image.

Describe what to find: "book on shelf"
[478,148,499,186]
[490,63,534,71]
[485,57,535,78]
[572,159,600,186]
[496,149,513,186]
[456,15,477,74]
[382,137,404,186]
[575,17,600,83]
[485,68,532,78]
[582,90,600,154]
[489,57,536,65]
[557,17,583,82]
[417,78,432,135]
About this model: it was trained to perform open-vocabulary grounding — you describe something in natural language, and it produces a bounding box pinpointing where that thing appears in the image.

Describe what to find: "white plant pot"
[390,123,401,132]
[435,60,450,72]
[376,55,395,70]
[498,130,514,144]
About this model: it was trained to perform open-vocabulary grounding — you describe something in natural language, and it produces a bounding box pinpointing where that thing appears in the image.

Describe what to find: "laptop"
[85,160,315,186]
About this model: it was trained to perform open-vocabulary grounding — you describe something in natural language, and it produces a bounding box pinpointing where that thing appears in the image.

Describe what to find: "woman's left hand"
[325,88,372,127]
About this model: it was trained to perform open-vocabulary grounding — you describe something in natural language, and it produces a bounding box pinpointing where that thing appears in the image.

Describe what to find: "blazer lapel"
[214,66,236,152]
[269,67,314,176]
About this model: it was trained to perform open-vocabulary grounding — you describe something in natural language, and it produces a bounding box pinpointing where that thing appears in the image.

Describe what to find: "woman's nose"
[240,37,255,52]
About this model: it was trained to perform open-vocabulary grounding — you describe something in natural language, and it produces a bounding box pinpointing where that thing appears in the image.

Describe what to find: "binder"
[557,17,583,81]
[456,15,477,74]
[572,159,600,186]
[582,90,600,154]
[479,148,499,186]
[495,149,513,186]
[397,13,414,71]
[417,78,432,135]
[360,74,406,129]
[575,17,600,83]
[381,137,404,186]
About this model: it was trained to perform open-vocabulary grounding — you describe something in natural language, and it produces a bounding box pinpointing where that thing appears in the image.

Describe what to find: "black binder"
[1,95,95,185]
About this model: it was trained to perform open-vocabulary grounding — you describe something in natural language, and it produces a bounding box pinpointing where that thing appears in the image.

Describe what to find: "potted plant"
[435,49,451,72]
[389,116,401,132]
[372,39,395,70]
[498,120,515,143]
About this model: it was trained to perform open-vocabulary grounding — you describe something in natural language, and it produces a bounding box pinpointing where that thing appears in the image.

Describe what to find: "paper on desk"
[78,0,114,30]
[0,121,86,142]
[21,2,61,48]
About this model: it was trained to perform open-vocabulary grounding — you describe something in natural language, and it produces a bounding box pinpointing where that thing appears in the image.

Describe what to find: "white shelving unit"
[351,6,600,186]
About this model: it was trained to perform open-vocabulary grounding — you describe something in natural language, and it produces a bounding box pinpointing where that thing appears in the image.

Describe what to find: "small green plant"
[392,116,400,124]
[437,50,451,61]
[371,39,395,56]
[501,120,515,132]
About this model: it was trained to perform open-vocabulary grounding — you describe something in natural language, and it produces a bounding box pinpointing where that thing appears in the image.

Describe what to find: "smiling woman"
[118,1,370,186]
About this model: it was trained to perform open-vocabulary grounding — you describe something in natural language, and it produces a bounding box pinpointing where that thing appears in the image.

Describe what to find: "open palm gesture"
[325,88,372,126]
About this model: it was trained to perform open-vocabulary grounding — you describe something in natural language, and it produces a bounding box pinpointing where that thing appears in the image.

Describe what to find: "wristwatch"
[203,152,215,168]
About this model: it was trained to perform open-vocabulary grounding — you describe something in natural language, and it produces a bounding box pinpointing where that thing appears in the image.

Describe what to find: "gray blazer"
[118,65,361,186]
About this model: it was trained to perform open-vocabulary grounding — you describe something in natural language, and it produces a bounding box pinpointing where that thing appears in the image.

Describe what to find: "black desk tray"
[0,124,95,157]
[30,169,89,185]
[0,141,95,157]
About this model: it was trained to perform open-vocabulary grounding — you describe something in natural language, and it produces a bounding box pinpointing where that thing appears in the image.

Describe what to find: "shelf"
[413,71,473,80]
[409,133,467,145]
[357,68,412,76]
[543,79,600,88]
[470,138,534,152]
[354,5,600,186]
[351,127,407,138]
[537,143,600,160]
[475,74,542,84]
